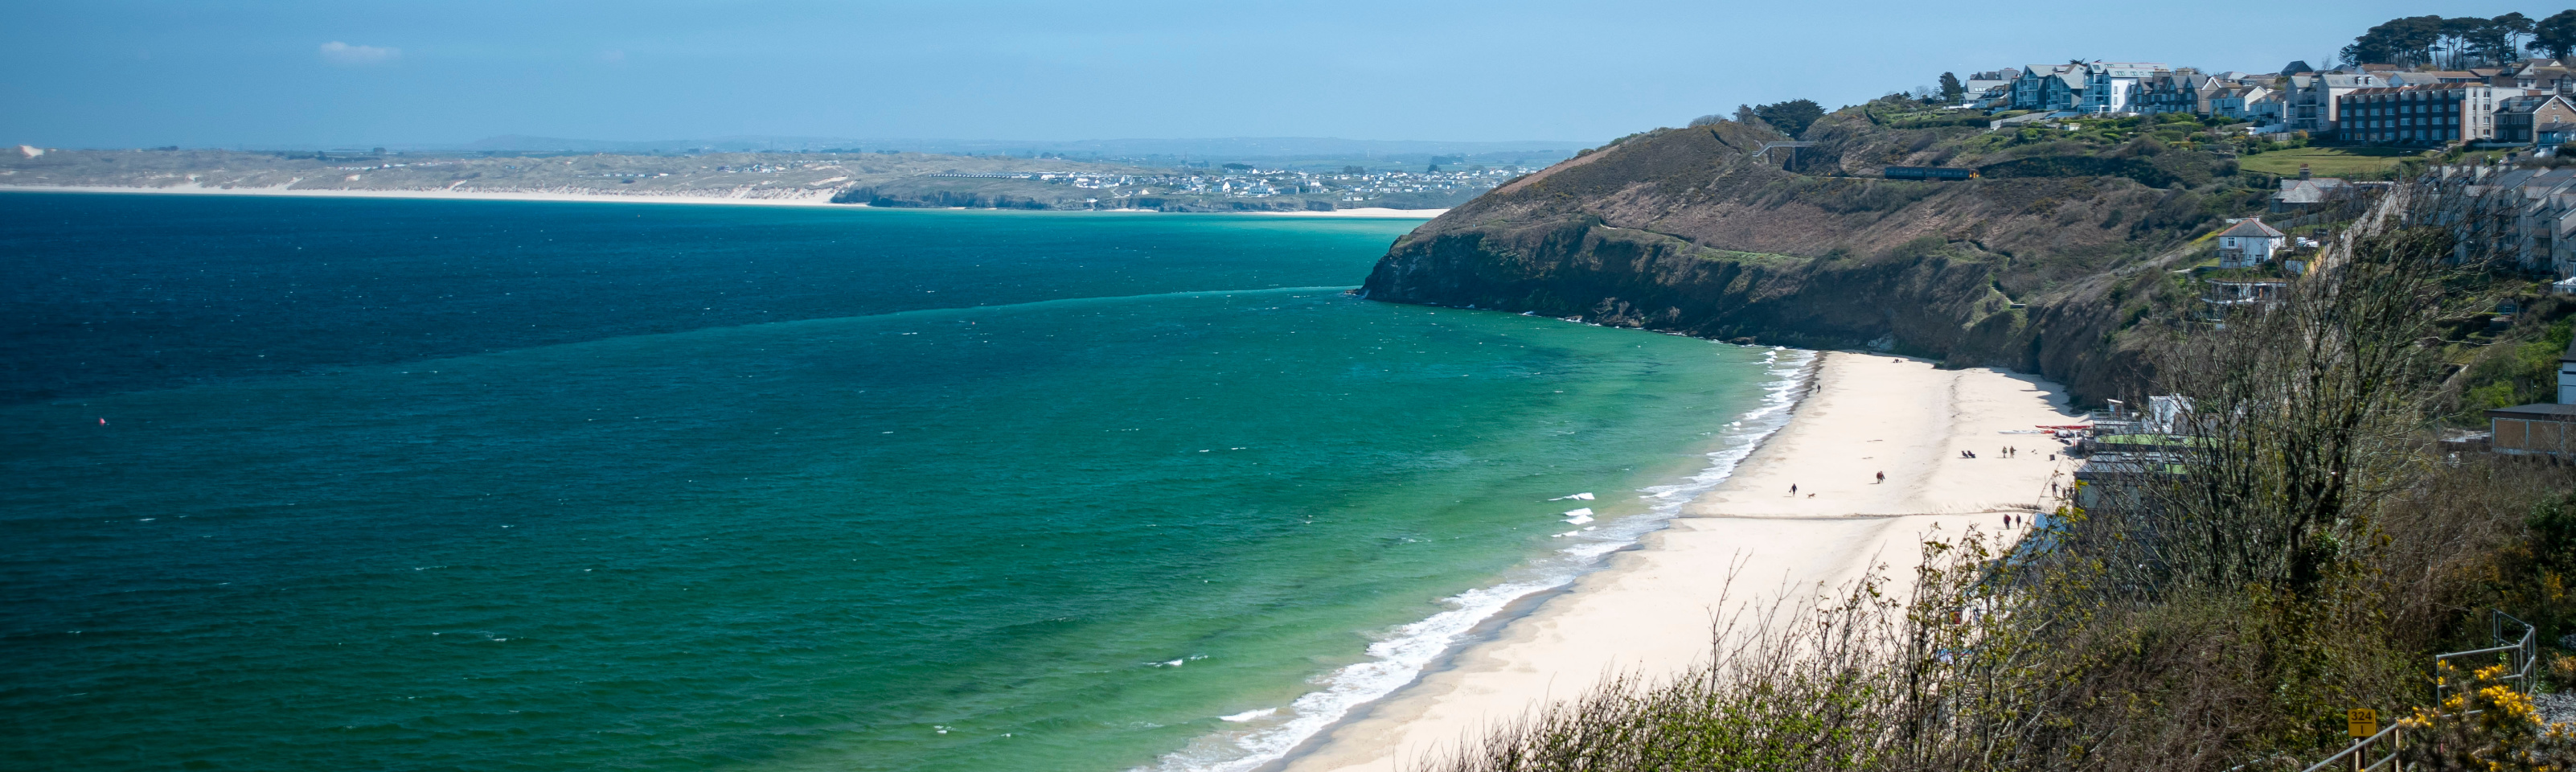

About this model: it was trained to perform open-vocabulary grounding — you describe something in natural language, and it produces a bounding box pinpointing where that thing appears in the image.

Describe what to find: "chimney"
[2299,162,2311,179]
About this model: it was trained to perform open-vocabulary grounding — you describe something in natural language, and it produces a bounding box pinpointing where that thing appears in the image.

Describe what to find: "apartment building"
[2287,73,2381,133]
[2332,84,2521,144]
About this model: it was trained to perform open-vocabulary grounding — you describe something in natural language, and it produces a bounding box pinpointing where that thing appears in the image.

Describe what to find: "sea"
[0,192,1806,772]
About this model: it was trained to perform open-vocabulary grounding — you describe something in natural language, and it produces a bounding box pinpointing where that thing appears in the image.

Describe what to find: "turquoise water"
[0,194,1796,771]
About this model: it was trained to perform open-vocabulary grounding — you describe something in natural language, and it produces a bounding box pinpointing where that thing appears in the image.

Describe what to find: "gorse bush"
[1419,191,2576,772]
[2399,662,2576,772]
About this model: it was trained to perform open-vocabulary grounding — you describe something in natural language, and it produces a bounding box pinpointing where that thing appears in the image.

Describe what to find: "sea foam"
[1143,347,1819,772]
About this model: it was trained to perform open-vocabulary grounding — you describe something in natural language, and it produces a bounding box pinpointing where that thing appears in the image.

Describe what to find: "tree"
[2439,16,2492,68]
[1938,72,1965,103]
[2532,10,2576,60]
[2344,14,2446,65]
[1751,99,1826,138]
[2488,12,2536,63]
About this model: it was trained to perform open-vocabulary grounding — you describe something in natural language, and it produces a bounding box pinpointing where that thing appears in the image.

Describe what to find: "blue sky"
[0,1,2529,148]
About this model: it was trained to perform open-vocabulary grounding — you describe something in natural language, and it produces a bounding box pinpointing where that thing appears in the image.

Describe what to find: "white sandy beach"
[0,184,1446,217]
[1278,352,2082,772]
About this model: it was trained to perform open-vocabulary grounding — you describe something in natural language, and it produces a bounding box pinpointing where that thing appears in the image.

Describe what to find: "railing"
[2434,610,2540,704]
[1751,142,1815,161]
[2295,610,2539,772]
[2299,721,2407,772]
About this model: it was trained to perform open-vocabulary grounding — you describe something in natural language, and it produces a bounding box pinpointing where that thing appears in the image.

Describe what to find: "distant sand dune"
[0,184,1443,217]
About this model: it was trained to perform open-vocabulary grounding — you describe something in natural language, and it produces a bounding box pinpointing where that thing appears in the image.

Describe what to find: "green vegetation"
[1750,99,1827,138]
[1421,221,2576,772]
[2459,311,2574,415]
[2344,12,2561,68]
[2238,146,2422,179]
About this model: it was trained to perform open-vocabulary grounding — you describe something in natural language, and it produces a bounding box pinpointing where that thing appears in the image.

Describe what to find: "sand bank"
[0,185,1443,217]
[0,183,849,207]
[1278,352,2081,772]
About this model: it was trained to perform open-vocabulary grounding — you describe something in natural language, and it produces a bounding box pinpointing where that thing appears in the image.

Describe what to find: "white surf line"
[1142,345,1819,772]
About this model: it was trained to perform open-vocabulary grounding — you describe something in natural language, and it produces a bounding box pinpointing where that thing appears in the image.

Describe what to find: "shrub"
[2398,662,2576,772]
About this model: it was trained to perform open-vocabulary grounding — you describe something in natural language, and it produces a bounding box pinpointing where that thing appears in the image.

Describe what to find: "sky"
[0,1,2539,149]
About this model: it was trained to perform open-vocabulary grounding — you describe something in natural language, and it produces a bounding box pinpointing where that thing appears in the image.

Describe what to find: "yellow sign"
[2348,708,2379,738]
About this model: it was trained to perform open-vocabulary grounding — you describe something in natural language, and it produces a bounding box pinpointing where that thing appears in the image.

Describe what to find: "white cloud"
[318,41,400,66]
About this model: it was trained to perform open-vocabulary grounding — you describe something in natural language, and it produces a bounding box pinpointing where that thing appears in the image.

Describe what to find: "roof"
[2274,179,2350,204]
[2566,336,2576,363]
[2498,94,2570,113]
[2217,219,2285,238]
[2340,84,2504,98]
[2491,402,2576,419]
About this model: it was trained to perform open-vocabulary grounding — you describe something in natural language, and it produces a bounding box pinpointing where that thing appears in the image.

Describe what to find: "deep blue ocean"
[0,193,1796,772]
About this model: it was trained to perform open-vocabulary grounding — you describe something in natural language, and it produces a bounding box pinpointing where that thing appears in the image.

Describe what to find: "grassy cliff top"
[1412,98,2285,303]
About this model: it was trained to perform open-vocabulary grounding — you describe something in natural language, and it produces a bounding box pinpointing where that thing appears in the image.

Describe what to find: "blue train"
[1884,166,1976,180]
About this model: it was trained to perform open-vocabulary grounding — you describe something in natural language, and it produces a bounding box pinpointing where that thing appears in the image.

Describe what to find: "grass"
[1420,224,2576,772]
[2240,146,2424,179]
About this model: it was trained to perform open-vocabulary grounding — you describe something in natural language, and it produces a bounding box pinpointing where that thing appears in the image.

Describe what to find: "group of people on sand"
[1962,445,2061,462]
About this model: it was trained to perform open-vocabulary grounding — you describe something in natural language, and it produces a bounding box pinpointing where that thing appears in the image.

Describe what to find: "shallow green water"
[1,195,1799,771]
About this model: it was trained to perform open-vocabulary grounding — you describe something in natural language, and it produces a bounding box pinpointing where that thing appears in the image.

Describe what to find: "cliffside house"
[2496,94,2576,145]
[2486,339,2576,458]
[2272,172,2350,212]
[2131,69,2212,116]
[2214,218,2287,267]
[2494,60,2576,92]
[2082,62,2168,114]
[2208,84,2278,122]
[2288,73,2383,133]
[1965,68,2017,101]
[2422,165,2576,277]
[2332,84,2523,145]
[2011,64,2090,112]
[2005,61,2166,114]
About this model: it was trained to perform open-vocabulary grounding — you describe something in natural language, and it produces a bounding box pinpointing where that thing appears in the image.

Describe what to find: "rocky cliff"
[1360,105,2276,403]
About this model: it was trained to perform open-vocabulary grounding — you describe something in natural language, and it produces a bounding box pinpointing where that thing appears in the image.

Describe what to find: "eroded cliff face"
[1358,117,2240,403]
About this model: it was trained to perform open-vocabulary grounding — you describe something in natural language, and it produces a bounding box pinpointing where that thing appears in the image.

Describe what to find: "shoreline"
[1269,351,2081,772]
[1151,345,1819,772]
[0,184,1446,217]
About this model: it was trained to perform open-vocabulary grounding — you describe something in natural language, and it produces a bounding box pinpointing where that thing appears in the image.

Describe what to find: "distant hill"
[0,146,1511,211]
[1357,98,2288,403]
[441,135,1588,165]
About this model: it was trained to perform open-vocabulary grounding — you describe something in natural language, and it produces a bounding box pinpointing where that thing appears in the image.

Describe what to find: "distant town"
[936,164,1534,206]
[1935,12,2576,146]
[0,143,1555,211]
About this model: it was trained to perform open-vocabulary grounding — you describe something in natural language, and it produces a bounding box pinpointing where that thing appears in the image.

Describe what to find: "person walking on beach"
[1875,471,1885,484]
[1789,483,1798,496]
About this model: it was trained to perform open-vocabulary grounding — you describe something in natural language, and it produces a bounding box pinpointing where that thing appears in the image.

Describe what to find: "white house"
[2215,218,2287,267]
[2083,62,2168,114]
[2208,84,2275,121]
